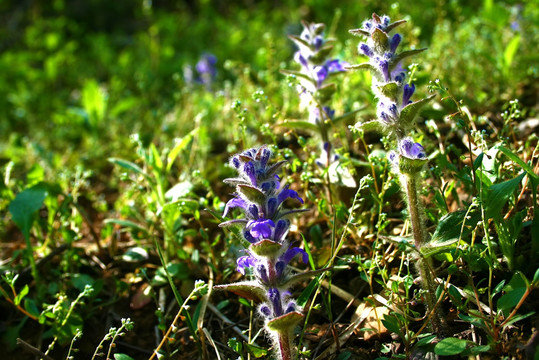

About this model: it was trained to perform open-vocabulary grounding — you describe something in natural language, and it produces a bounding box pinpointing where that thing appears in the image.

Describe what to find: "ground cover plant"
[1,0,538,359]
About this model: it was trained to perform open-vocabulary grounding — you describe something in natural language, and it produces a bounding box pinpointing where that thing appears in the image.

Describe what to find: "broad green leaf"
[430,210,480,243]
[9,182,48,241]
[165,181,194,202]
[377,82,400,100]
[486,172,525,219]
[381,314,403,338]
[24,298,40,319]
[497,272,528,315]
[434,337,468,355]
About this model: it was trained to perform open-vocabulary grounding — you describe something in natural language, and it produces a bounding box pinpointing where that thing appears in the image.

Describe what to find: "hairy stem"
[277,332,293,360]
[404,174,445,335]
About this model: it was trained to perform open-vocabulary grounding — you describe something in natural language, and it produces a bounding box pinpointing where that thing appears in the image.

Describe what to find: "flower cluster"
[350,13,435,158]
[217,146,315,358]
[284,22,348,168]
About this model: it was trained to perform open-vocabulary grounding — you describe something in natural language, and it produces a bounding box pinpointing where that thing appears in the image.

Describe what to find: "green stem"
[404,174,444,335]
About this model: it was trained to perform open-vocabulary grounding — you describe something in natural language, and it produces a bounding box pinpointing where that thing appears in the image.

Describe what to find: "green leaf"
[381,314,403,338]
[245,343,268,358]
[371,28,389,53]
[14,284,29,306]
[114,354,135,360]
[9,182,48,241]
[434,337,468,356]
[494,145,538,181]
[237,184,266,203]
[149,143,163,171]
[497,272,528,315]
[213,281,267,303]
[24,298,40,318]
[391,49,427,70]
[278,119,320,132]
[228,338,242,353]
[346,63,378,73]
[266,311,303,332]
[486,172,525,219]
[430,210,480,244]
[377,82,400,100]
[399,94,436,129]
[166,128,199,172]
[104,219,149,235]
[108,158,150,180]
[249,239,282,257]
[296,277,319,307]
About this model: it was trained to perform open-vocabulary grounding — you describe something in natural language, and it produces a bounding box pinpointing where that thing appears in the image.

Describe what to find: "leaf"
[213,281,267,303]
[385,20,407,33]
[371,28,389,53]
[277,119,320,132]
[108,158,149,180]
[345,63,378,73]
[494,145,538,181]
[104,219,149,235]
[434,337,468,356]
[14,285,29,306]
[390,49,428,69]
[381,314,403,338]
[237,184,266,203]
[165,181,193,202]
[296,277,319,307]
[486,172,525,219]
[9,182,48,241]
[114,354,135,360]
[245,343,268,358]
[430,210,480,243]
[399,94,436,128]
[497,271,528,315]
[249,239,282,257]
[280,69,317,84]
[353,119,384,134]
[281,268,330,289]
[266,311,303,332]
[377,82,400,100]
[166,128,199,172]
[348,28,369,37]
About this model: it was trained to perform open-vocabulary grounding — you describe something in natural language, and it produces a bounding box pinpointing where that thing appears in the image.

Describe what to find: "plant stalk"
[404,174,444,335]
[277,332,293,360]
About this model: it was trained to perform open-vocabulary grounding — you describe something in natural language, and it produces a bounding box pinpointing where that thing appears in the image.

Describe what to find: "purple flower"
[359,43,374,57]
[268,288,283,317]
[223,197,247,217]
[389,34,402,53]
[248,218,275,239]
[402,83,415,107]
[237,255,257,275]
[399,138,426,159]
[325,59,348,73]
